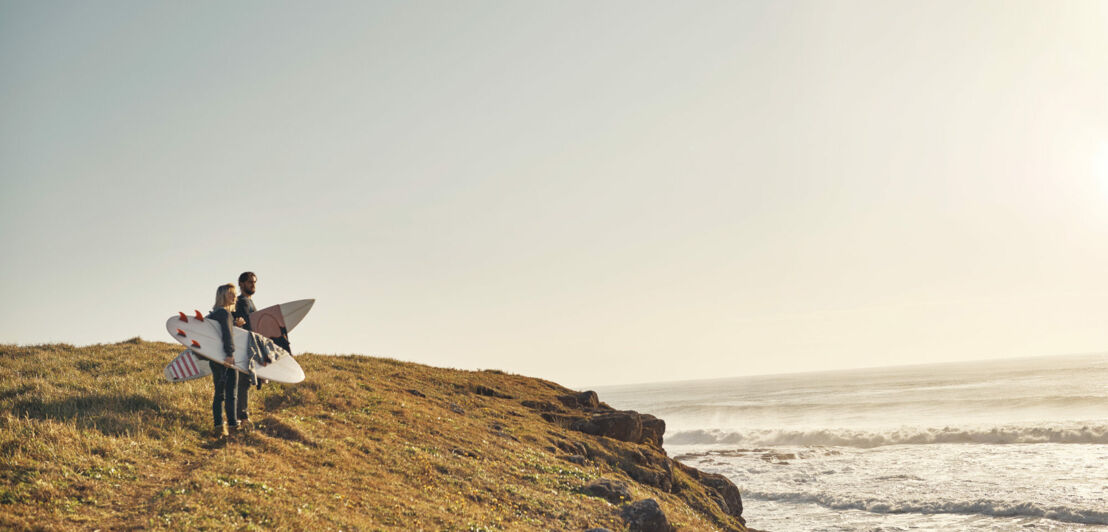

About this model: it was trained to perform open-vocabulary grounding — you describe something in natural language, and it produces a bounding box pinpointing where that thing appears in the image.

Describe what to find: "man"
[232,271,258,426]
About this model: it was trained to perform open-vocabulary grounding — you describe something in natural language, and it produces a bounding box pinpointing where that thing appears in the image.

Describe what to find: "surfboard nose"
[286,362,305,384]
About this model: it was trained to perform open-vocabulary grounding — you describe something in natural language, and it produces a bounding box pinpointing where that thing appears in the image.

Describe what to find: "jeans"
[210,361,238,427]
[236,373,251,421]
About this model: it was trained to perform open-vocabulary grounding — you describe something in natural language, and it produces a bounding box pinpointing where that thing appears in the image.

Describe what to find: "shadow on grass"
[0,384,34,402]
[194,420,314,450]
[200,437,230,450]
[256,417,316,447]
[262,382,319,410]
[12,393,177,437]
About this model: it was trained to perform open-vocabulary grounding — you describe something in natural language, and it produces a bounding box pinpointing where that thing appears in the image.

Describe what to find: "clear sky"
[3,1,1107,386]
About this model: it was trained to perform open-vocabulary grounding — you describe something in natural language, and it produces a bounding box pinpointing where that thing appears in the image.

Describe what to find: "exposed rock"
[552,438,587,456]
[760,451,796,463]
[521,399,561,412]
[571,412,642,443]
[673,460,701,480]
[625,461,673,492]
[534,389,745,531]
[581,478,632,504]
[565,454,588,466]
[672,461,744,522]
[449,403,465,415]
[406,389,426,398]
[541,412,585,427]
[626,448,647,464]
[569,411,664,450]
[701,472,744,521]
[557,390,600,410]
[450,448,479,459]
[489,422,518,441]
[474,385,513,399]
[620,499,675,532]
[640,415,665,447]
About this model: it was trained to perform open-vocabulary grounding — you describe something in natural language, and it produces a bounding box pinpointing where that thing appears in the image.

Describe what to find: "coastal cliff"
[1,340,750,531]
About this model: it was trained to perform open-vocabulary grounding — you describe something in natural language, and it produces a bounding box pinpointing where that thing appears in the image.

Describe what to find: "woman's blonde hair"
[213,283,237,311]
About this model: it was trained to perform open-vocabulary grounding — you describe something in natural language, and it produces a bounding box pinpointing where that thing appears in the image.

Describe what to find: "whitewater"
[595,353,1108,531]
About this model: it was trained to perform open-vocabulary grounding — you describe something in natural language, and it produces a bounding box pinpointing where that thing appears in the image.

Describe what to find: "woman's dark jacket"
[206,308,235,357]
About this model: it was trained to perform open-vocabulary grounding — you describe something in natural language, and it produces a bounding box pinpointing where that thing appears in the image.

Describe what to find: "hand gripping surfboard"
[163,299,314,382]
[164,312,305,384]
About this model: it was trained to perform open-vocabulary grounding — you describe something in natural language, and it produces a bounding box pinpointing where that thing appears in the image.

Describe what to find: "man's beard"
[242,286,255,296]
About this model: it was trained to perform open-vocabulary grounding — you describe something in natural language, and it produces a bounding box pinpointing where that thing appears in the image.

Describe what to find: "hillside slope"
[1,340,749,531]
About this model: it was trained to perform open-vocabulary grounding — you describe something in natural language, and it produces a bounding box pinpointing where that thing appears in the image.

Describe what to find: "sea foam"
[598,354,1108,531]
[742,490,1108,526]
[667,424,1108,448]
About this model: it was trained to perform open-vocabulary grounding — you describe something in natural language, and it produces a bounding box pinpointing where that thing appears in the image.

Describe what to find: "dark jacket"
[234,295,257,332]
[206,307,235,357]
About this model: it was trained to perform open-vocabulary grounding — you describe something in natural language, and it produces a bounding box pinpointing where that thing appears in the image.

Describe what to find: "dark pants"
[236,373,251,421]
[210,361,238,427]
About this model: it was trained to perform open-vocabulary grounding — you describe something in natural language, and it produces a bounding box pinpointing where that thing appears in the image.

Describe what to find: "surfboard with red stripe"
[164,313,304,384]
[164,349,208,382]
[162,299,315,383]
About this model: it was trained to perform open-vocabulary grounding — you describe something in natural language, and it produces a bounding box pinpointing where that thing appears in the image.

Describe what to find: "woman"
[208,283,239,437]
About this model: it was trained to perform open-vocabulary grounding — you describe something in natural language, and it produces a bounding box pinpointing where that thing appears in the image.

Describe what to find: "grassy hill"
[1,339,751,531]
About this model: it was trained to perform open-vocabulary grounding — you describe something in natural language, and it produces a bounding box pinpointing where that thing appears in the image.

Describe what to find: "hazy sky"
[3,1,1108,386]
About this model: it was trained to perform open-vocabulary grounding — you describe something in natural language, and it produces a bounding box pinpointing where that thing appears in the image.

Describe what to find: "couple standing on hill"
[208,271,260,438]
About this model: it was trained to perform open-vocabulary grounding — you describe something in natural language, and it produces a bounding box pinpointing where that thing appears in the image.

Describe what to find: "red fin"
[178,312,188,322]
[176,329,187,337]
[194,310,204,321]
[191,340,201,348]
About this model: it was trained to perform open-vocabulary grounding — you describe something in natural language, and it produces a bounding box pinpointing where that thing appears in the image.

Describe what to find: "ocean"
[594,353,1108,531]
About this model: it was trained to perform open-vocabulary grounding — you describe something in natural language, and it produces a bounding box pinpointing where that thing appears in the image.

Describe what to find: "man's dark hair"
[238,271,256,283]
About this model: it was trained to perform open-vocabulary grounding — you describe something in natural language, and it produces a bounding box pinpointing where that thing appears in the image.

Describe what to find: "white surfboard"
[163,299,314,383]
[165,312,305,384]
[250,299,315,339]
[164,349,209,382]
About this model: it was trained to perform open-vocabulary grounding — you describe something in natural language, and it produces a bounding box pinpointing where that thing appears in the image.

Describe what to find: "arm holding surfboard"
[234,295,254,330]
[163,299,314,382]
[209,307,236,365]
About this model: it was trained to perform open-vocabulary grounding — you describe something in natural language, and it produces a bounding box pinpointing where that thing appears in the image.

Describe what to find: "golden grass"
[1,340,747,531]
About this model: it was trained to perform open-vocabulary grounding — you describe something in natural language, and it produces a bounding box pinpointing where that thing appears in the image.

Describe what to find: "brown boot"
[214,424,228,438]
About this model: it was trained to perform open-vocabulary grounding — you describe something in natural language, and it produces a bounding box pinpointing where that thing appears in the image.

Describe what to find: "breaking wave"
[667,424,1108,448]
[650,394,1108,417]
[743,490,1108,525]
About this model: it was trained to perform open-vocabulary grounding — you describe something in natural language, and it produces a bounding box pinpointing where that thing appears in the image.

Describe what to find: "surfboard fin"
[178,312,188,322]
[191,340,201,348]
[194,310,204,321]
[176,328,187,337]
